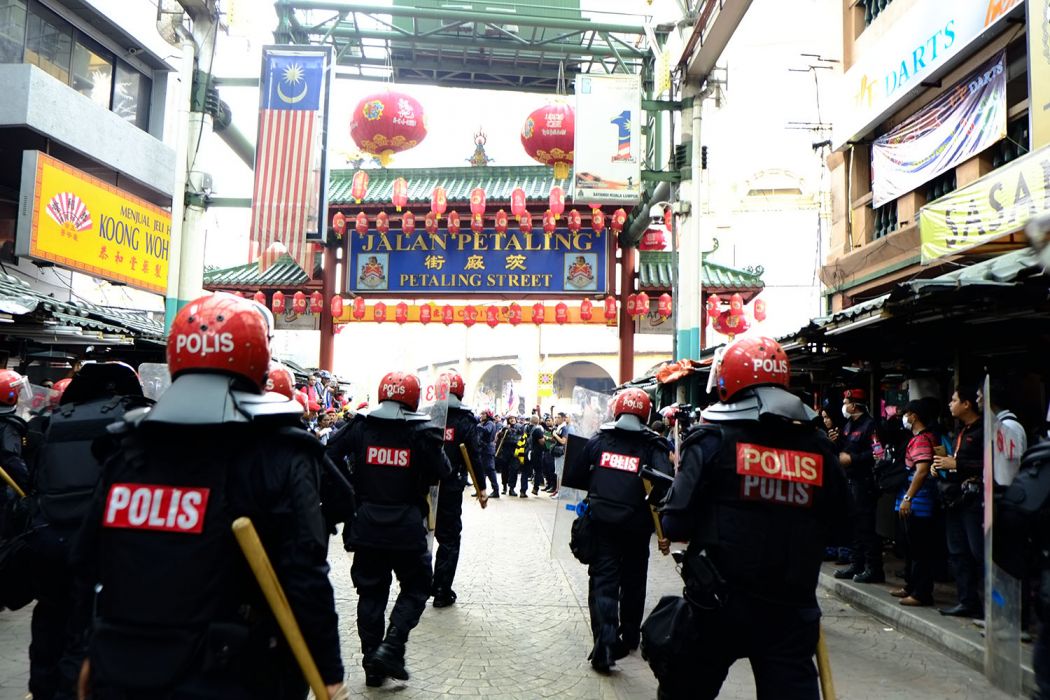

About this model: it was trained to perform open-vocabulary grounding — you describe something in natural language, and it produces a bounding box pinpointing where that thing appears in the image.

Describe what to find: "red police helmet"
[714,335,790,402]
[50,377,73,406]
[612,388,651,421]
[843,388,867,402]
[0,369,26,407]
[267,363,296,399]
[377,371,422,412]
[167,293,271,390]
[442,372,465,399]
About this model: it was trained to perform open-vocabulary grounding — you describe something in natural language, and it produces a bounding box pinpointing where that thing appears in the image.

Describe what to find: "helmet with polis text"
[266,363,296,399]
[167,293,271,390]
[442,372,465,399]
[713,335,790,402]
[0,369,28,413]
[611,388,651,421]
[377,371,421,412]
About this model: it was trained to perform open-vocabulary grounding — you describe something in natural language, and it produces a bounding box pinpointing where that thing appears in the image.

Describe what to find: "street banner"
[16,151,171,294]
[1030,0,1050,150]
[574,74,643,205]
[872,52,1007,208]
[249,46,332,274]
[918,142,1050,263]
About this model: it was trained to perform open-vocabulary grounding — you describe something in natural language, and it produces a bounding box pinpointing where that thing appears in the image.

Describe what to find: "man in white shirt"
[979,380,1027,487]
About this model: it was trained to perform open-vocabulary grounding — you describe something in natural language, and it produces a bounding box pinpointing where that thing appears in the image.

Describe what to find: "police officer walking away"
[325,371,452,687]
[69,294,345,699]
[476,409,500,498]
[658,337,848,699]
[833,388,883,583]
[582,388,673,673]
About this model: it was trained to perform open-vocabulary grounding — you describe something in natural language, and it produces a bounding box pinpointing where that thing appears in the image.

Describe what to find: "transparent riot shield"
[138,363,171,401]
[551,387,613,561]
[983,374,1022,692]
[17,383,51,420]
[419,374,451,554]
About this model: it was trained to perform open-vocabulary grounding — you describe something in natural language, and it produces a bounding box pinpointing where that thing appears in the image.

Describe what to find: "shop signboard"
[574,74,643,205]
[15,151,171,295]
[1029,0,1050,150]
[918,143,1050,263]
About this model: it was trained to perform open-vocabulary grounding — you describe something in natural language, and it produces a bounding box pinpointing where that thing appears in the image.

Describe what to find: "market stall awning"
[329,166,570,206]
[638,251,765,299]
[204,255,313,291]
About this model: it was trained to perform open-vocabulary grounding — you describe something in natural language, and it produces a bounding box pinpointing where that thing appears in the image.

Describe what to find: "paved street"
[0,490,1019,699]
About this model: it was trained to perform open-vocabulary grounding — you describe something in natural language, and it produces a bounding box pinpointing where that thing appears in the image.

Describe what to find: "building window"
[863,0,895,26]
[113,61,150,129]
[0,0,27,64]
[72,35,112,108]
[991,118,1030,168]
[872,200,897,239]
[924,169,956,203]
[24,2,71,83]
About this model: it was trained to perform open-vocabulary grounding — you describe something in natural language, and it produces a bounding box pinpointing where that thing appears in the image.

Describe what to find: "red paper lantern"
[494,210,509,235]
[626,293,637,316]
[657,293,673,318]
[580,298,593,321]
[549,186,565,220]
[604,295,617,320]
[508,303,522,326]
[350,92,427,166]
[520,211,533,233]
[419,304,432,325]
[330,295,343,318]
[521,102,575,178]
[350,169,369,203]
[713,309,751,337]
[510,187,527,221]
[542,209,556,234]
[591,208,605,234]
[353,296,366,320]
[470,187,486,216]
[376,211,390,235]
[611,208,627,233]
[447,211,461,236]
[272,290,285,314]
[374,302,387,323]
[309,291,323,315]
[729,293,744,316]
[253,291,265,306]
[531,302,545,325]
[396,301,409,324]
[355,212,368,236]
[425,212,438,236]
[332,211,346,238]
[706,294,721,322]
[292,291,307,315]
[567,209,582,234]
[441,304,455,326]
[401,211,415,235]
[462,305,478,327]
[485,305,499,328]
[470,212,484,234]
[635,291,650,316]
[754,298,767,322]
[431,186,447,219]
[640,226,668,251]
[555,302,569,324]
[391,177,408,212]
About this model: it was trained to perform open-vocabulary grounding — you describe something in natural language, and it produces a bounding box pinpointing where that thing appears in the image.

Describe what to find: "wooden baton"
[641,479,667,554]
[231,517,329,700]
[815,625,836,700]
[0,465,25,499]
[458,444,488,508]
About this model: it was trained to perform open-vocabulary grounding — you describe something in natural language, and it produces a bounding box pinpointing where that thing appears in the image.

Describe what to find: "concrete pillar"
[676,88,704,361]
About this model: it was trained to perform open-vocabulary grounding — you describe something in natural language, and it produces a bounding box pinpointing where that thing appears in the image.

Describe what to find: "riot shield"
[551,387,612,561]
[139,363,171,401]
[419,374,451,553]
[983,374,1022,692]
[16,383,49,420]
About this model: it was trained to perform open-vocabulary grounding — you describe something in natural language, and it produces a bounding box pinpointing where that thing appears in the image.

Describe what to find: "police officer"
[325,371,452,687]
[69,294,345,699]
[657,336,848,699]
[582,387,673,673]
[833,388,883,583]
[0,368,29,504]
[431,372,483,607]
[476,409,500,498]
[0,369,29,612]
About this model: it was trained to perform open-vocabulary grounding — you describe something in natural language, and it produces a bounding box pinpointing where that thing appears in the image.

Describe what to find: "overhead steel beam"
[338,56,579,81]
[682,0,753,79]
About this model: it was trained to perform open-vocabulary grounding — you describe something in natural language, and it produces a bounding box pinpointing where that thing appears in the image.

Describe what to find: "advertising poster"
[574,74,643,205]
[1030,0,1050,150]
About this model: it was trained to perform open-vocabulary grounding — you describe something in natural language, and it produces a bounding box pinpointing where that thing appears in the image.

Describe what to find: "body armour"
[584,427,672,530]
[443,407,481,482]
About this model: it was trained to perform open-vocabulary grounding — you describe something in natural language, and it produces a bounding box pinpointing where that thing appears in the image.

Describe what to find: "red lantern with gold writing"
[419,304,432,325]
[374,302,387,324]
[441,304,455,326]
[350,92,427,166]
[470,187,486,217]
[401,211,415,235]
[353,297,366,320]
[520,211,533,234]
[567,209,582,234]
[713,310,751,337]
[253,291,265,306]
[330,295,343,318]
[355,212,368,236]
[447,211,461,236]
[657,293,673,318]
[591,208,605,234]
[729,293,744,316]
[332,211,346,238]
[542,210,556,234]
[604,295,617,320]
[494,210,509,234]
[611,208,627,234]
[510,188,527,221]
[549,186,565,220]
[635,291,650,316]
[706,294,721,322]
[431,186,447,219]
[521,102,575,178]
[396,302,409,324]
[626,294,637,316]
[376,211,389,235]
[424,212,438,236]
[351,170,369,203]
[462,305,478,327]
[272,291,285,315]
[555,302,569,324]
[292,291,307,315]
[470,213,484,234]
[391,177,408,212]
[580,298,593,321]
[754,298,767,322]
[309,291,323,315]
[531,302,545,325]
[508,303,522,326]
[485,305,499,328]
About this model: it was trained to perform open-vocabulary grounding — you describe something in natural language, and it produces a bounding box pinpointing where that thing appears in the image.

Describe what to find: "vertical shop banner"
[918,143,1050,263]
[1030,0,1050,150]
[872,52,1006,208]
[574,75,643,205]
[249,46,332,273]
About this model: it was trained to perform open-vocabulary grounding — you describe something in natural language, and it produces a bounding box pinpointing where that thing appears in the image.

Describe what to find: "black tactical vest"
[587,429,654,529]
[443,407,478,478]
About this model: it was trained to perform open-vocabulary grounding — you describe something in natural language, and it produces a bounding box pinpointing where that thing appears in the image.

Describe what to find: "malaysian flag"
[611,109,633,162]
[249,47,330,273]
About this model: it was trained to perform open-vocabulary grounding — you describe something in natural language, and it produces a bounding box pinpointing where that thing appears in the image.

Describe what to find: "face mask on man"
[903,415,912,430]
[841,405,852,420]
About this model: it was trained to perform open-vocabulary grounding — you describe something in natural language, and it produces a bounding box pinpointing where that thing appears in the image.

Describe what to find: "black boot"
[361,645,385,687]
[432,588,457,608]
[833,565,863,579]
[368,625,410,681]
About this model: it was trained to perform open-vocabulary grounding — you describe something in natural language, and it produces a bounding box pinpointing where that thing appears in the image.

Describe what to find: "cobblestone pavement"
[0,490,1020,699]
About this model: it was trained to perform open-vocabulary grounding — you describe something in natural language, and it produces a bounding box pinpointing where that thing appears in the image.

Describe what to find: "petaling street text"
[398,273,554,288]
[360,231,596,253]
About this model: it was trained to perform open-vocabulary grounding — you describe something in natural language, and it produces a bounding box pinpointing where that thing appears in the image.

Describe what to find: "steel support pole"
[164,38,194,330]
[618,245,636,384]
[675,91,704,360]
[319,244,337,371]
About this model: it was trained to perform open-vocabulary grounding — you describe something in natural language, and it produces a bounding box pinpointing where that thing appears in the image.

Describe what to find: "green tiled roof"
[329,165,570,206]
[638,252,765,296]
[203,255,311,289]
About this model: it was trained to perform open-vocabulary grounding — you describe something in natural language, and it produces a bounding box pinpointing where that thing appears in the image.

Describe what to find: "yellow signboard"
[918,143,1050,264]
[16,151,171,294]
[1030,0,1050,150]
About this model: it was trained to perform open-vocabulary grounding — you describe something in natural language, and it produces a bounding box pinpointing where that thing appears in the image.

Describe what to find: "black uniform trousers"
[587,521,651,656]
[848,475,883,573]
[658,594,821,700]
[28,526,81,700]
[432,479,464,595]
[351,546,432,657]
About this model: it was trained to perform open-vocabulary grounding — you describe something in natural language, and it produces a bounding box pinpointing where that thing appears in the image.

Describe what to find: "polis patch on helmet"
[598,451,640,473]
[366,446,411,468]
[103,483,210,534]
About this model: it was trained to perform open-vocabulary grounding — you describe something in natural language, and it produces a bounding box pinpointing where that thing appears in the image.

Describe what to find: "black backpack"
[1000,441,1050,516]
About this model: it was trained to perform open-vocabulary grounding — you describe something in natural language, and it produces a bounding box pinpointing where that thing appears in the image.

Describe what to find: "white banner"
[573,74,643,205]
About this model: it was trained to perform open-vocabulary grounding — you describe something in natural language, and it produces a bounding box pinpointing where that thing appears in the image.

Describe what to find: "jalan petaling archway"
[553,360,615,399]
